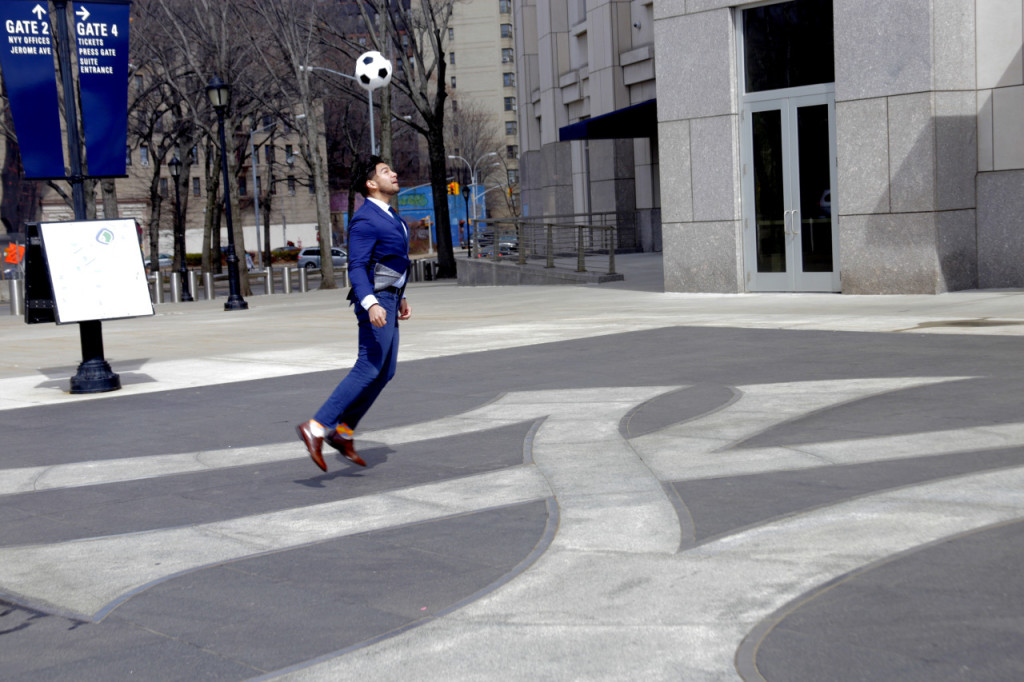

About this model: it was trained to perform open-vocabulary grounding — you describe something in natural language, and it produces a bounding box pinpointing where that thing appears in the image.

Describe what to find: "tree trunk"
[262,189,272,267]
[203,150,221,275]
[149,197,162,277]
[101,179,119,219]
[307,103,336,289]
[427,126,455,278]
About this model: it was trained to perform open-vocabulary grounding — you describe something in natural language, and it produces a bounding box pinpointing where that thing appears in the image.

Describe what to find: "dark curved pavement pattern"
[1,254,1023,680]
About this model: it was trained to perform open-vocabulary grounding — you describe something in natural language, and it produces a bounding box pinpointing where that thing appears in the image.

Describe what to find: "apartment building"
[447,0,521,217]
[514,0,1024,294]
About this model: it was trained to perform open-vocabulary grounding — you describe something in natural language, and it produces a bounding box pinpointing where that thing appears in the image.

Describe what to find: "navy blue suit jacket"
[346,199,411,305]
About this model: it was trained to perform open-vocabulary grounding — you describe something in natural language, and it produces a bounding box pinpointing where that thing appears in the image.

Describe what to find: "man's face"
[369,163,399,196]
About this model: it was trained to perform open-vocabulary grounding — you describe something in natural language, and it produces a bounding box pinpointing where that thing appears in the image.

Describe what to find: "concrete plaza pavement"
[1,253,1024,680]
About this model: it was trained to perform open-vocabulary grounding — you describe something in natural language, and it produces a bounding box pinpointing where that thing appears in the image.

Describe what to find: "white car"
[145,253,174,269]
[296,247,347,271]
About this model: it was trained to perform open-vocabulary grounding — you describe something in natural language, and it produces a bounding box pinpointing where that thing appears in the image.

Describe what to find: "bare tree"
[154,0,261,295]
[242,0,339,288]
[446,100,509,225]
[326,0,457,277]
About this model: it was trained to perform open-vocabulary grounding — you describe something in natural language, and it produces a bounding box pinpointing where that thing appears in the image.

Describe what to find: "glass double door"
[741,92,838,292]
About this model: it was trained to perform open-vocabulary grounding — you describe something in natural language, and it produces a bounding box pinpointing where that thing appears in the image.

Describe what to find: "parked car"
[271,245,302,261]
[297,247,347,271]
[476,230,518,251]
[144,253,174,269]
[477,244,514,259]
[818,189,831,217]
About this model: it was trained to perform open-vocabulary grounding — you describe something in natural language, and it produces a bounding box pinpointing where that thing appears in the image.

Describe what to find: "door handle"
[783,210,801,237]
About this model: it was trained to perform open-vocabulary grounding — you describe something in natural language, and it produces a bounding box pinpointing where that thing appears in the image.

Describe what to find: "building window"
[505,120,517,135]
[309,179,316,194]
[451,99,458,112]
[265,145,275,164]
[507,145,518,159]
[192,178,200,196]
[503,72,516,87]
[190,145,198,162]
[449,52,455,65]
[500,24,512,39]
[742,0,834,93]
[448,27,454,40]
[159,177,168,198]
[255,177,262,194]
[499,0,511,13]
[239,176,247,196]
[288,176,296,195]
[139,145,149,166]
[285,144,294,164]
[504,97,516,111]
[270,175,277,194]
[507,169,519,185]
[358,36,366,46]
[501,48,514,63]
[451,76,456,88]
[125,146,132,166]
[134,74,143,89]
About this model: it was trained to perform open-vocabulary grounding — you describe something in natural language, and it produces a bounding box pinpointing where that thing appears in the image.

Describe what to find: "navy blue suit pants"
[314,289,401,431]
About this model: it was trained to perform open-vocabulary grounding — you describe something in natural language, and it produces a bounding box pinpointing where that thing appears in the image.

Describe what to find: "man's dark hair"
[352,155,386,197]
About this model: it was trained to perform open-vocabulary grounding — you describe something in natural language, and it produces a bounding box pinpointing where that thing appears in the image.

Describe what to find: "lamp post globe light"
[206,75,248,311]
[167,157,192,301]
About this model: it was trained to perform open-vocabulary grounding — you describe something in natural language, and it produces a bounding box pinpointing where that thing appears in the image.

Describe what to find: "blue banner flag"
[74,0,130,177]
[0,0,65,178]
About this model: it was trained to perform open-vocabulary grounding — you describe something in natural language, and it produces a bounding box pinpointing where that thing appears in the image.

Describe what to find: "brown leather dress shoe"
[325,430,367,467]
[296,422,327,472]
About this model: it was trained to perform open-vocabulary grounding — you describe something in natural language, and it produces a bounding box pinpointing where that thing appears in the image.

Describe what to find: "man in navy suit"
[296,155,412,472]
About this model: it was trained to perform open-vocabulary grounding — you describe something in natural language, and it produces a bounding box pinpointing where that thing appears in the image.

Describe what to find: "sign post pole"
[54,0,118,393]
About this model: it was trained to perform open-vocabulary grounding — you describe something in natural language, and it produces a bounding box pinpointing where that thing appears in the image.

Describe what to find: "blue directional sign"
[74,0,130,177]
[0,0,130,179]
[0,1,65,178]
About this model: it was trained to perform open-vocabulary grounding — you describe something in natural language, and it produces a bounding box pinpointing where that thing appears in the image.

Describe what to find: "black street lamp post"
[54,0,119,393]
[167,157,192,301]
[206,75,247,311]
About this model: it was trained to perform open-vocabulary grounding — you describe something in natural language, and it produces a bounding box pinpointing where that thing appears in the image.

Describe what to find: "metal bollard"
[298,267,308,293]
[152,272,164,304]
[8,278,24,316]
[188,270,200,299]
[170,272,182,303]
[204,271,216,300]
[265,266,275,295]
[282,267,292,294]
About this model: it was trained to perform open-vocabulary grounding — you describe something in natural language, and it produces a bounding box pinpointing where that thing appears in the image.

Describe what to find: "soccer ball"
[354,51,393,91]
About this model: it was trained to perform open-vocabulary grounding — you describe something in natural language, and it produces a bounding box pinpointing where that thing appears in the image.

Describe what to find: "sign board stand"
[56,0,118,392]
[0,0,134,393]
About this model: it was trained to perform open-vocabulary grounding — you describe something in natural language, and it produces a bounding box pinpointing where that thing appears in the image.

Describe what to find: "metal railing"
[475,219,617,275]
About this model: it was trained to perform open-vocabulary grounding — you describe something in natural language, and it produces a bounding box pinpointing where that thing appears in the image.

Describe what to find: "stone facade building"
[514,0,1024,294]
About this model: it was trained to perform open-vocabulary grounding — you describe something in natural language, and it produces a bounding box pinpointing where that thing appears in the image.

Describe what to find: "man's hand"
[369,303,387,328]
[398,298,411,320]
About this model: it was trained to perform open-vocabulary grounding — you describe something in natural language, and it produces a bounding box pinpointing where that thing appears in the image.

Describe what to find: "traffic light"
[447,181,460,195]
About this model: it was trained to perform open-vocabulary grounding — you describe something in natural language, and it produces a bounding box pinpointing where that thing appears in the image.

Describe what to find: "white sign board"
[39,219,154,324]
